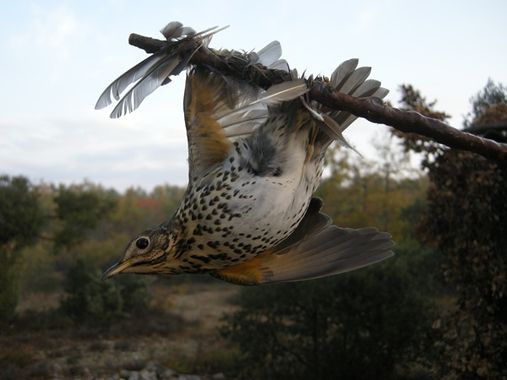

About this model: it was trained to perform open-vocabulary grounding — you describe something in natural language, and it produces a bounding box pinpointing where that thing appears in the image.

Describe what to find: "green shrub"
[0,251,21,322]
[0,175,45,322]
[222,261,434,380]
[60,259,150,324]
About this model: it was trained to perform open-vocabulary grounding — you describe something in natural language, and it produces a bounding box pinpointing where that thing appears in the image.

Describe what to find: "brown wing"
[183,68,235,182]
[183,66,308,182]
[213,198,394,285]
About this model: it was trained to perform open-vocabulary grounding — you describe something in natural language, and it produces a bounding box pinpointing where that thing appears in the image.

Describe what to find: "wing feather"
[330,58,358,88]
[213,198,394,285]
[256,41,282,66]
[95,54,166,110]
[110,56,182,118]
[339,66,371,94]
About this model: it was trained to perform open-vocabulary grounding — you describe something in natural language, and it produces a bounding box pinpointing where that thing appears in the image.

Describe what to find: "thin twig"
[128,33,507,166]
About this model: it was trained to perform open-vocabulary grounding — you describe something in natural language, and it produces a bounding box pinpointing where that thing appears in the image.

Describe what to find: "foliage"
[60,259,150,324]
[424,150,507,379]
[0,176,45,322]
[53,183,118,248]
[0,250,23,322]
[0,176,45,248]
[398,81,507,379]
[222,260,434,380]
[464,79,507,127]
[0,175,181,322]
[393,84,451,166]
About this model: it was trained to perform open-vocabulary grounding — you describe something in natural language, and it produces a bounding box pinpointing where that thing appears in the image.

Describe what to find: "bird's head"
[103,222,183,278]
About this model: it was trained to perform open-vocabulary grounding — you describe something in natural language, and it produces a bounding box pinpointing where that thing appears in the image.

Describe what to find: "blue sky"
[1,0,506,190]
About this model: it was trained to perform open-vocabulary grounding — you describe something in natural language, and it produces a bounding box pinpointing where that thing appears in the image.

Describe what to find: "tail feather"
[255,41,282,66]
[330,58,359,89]
[311,59,389,151]
[339,66,372,94]
[352,79,381,97]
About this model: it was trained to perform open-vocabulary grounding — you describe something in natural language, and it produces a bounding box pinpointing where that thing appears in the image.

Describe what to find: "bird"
[98,22,394,285]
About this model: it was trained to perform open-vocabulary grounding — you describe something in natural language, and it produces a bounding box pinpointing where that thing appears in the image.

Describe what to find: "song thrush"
[98,22,393,285]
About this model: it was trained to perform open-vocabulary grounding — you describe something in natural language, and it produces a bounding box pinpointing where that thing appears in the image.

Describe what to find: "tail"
[213,198,394,285]
[303,59,389,152]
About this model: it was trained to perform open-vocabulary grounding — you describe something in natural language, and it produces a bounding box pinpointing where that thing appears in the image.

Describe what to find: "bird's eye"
[135,237,150,250]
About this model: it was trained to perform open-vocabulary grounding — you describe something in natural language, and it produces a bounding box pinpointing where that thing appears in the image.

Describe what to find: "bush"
[0,175,45,322]
[0,251,21,322]
[60,259,150,325]
[423,150,507,379]
[222,260,434,380]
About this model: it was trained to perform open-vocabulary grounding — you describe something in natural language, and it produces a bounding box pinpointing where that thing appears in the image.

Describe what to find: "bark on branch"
[128,33,507,166]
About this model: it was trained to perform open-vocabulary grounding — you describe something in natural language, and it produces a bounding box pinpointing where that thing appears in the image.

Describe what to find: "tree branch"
[128,33,507,166]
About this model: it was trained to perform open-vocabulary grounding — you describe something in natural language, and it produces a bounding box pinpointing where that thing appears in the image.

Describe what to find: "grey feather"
[220,108,267,128]
[321,114,362,156]
[160,22,197,41]
[110,56,181,118]
[247,80,308,106]
[268,59,289,72]
[352,79,381,97]
[319,58,388,137]
[371,87,389,99]
[219,80,308,119]
[95,54,165,110]
[299,92,360,154]
[96,22,227,117]
[256,41,282,67]
[223,122,264,139]
[339,66,371,94]
[263,226,394,283]
[197,25,229,39]
[330,58,358,89]
[334,114,357,131]
[331,84,388,130]
[301,97,324,121]
[160,21,183,40]
[180,27,196,37]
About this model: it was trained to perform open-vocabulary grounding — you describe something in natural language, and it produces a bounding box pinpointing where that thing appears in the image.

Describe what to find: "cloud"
[0,116,190,191]
[10,3,82,61]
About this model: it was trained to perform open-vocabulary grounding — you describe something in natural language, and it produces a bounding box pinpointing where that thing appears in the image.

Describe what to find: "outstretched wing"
[182,49,307,182]
[213,198,394,285]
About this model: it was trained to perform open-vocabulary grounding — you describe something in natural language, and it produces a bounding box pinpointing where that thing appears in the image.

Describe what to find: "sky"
[1,0,506,191]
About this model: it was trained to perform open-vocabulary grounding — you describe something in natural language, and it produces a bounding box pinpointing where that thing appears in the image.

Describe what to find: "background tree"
[464,79,507,129]
[398,81,507,379]
[0,176,45,322]
[53,182,118,249]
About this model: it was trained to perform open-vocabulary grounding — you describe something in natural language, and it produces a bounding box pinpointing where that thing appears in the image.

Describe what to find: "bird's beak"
[102,259,133,279]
